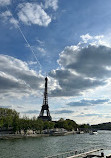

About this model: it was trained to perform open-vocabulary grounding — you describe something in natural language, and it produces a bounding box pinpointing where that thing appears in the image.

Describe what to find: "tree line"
[92,122,111,130]
[0,108,91,134]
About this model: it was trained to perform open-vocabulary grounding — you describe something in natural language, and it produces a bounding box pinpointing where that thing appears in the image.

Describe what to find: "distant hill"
[91,122,111,130]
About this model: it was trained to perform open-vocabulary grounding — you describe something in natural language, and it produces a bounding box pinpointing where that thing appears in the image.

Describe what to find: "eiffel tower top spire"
[38,77,52,121]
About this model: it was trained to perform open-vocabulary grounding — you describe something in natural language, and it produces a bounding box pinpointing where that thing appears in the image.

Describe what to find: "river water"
[0,131,111,158]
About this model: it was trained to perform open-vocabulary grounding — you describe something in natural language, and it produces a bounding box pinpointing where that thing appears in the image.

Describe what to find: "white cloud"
[37,47,46,53]
[80,33,93,43]
[28,61,38,65]
[0,10,12,20]
[0,10,18,27]
[0,54,58,99]
[36,39,45,46]
[9,17,18,27]
[67,99,110,107]
[0,0,11,6]
[18,3,51,26]
[45,0,58,11]
[49,34,111,97]
[0,54,45,98]
[80,33,110,47]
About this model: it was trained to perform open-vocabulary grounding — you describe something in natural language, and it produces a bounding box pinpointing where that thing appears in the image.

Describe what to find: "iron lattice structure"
[38,77,52,121]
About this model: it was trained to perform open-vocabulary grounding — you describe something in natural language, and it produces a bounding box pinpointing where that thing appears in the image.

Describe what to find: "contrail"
[5,6,42,72]
[17,25,42,70]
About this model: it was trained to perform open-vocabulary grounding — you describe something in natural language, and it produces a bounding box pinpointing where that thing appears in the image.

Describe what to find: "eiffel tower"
[38,77,52,121]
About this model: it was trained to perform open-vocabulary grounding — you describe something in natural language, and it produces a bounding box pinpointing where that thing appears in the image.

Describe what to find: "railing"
[44,147,103,158]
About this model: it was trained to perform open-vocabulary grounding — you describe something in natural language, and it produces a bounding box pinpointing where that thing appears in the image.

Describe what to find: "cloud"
[75,113,111,119]
[22,110,39,114]
[80,34,104,44]
[49,69,105,97]
[67,99,110,107]
[80,34,93,43]
[36,39,45,46]
[53,109,74,114]
[0,10,18,27]
[59,45,111,79]
[28,61,38,65]
[66,46,111,79]
[76,113,103,118]
[0,105,12,108]
[17,106,24,109]
[44,0,58,11]
[85,114,102,117]
[79,34,110,47]
[49,34,111,97]
[0,0,11,6]
[0,54,44,98]
[0,10,12,19]
[9,17,18,27]
[18,3,51,26]
[37,47,46,54]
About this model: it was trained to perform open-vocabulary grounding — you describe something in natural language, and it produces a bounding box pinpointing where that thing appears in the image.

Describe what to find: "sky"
[1,0,111,124]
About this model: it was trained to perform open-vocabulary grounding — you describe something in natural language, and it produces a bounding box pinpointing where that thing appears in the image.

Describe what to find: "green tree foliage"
[0,108,19,130]
[55,118,64,128]
[79,124,91,129]
[20,117,30,134]
[0,108,91,134]
[91,122,111,130]
[54,118,78,131]
[36,119,44,133]
[63,119,77,131]
[0,119,3,128]
[43,121,55,130]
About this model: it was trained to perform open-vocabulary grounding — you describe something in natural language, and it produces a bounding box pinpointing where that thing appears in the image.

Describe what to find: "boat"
[51,128,68,136]
[89,130,98,135]
[89,132,98,135]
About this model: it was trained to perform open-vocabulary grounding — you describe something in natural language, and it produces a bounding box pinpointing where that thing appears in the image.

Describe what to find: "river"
[0,130,111,158]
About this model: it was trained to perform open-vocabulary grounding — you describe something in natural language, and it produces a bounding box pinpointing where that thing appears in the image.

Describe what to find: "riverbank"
[0,134,50,140]
[0,131,76,140]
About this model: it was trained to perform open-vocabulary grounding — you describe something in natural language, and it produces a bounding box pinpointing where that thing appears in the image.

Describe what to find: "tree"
[36,119,44,133]
[0,118,3,128]
[12,113,20,133]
